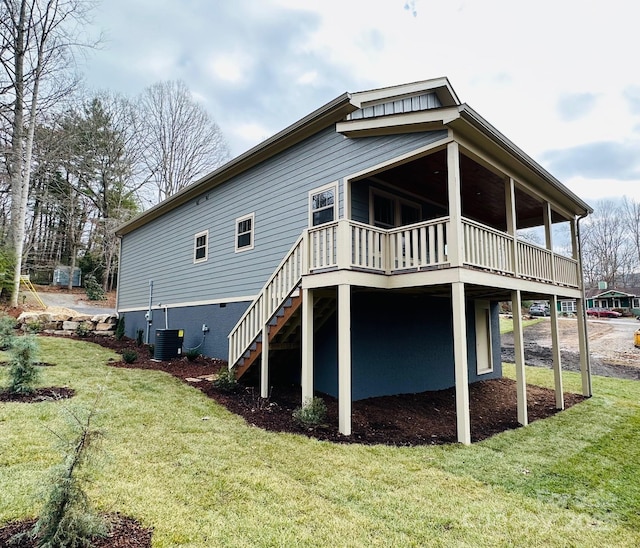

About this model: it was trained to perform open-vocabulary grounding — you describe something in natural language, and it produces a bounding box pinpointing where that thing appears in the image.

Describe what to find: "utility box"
[154,329,184,360]
[53,266,82,287]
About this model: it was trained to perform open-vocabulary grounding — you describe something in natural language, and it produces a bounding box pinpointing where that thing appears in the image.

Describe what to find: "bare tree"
[580,199,635,289]
[138,80,230,203]
[0,0,99,306]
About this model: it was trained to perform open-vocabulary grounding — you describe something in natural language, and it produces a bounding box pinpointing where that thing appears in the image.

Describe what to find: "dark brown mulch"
[84,334,586,446]
[0,387,74,403]
[0,513,152,547]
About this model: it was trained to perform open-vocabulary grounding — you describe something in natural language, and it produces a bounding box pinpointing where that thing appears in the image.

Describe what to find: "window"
[309,183,337,226]
[235,213,255,252]
[560,300,577,313]
[370,188,421,228]
[633,298,640,309]
[194,230,208,263]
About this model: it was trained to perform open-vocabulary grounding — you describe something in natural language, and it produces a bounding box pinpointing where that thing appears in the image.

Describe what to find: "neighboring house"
[587,288,640,315]
[559,288,640,316]
[116,78,593,444]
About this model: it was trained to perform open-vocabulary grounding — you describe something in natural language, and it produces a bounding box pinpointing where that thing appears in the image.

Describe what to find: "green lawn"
[1,337,639,547]
[499,315,543,334]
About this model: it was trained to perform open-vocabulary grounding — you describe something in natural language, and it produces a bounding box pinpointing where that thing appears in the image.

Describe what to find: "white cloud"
[208,54,250,84]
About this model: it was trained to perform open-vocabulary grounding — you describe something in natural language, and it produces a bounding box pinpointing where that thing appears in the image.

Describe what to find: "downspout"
[576,213,592,395]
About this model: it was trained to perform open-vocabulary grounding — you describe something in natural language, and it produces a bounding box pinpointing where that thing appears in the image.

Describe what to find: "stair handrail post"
[301,229,310,275]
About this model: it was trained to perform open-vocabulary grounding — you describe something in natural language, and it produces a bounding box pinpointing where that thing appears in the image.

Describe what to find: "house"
[558,287,640,316]
[116,78,593,444]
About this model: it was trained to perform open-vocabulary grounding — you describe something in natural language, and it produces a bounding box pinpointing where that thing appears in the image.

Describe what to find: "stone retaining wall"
[16,311,118,337]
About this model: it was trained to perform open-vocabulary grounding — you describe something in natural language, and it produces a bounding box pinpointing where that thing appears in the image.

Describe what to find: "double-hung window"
[235,213,255,252]
[309,183,337,226]
[194,230,208,263]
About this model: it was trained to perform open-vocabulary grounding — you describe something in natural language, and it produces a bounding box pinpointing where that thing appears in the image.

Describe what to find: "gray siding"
[119,128,448,310]
[122,301,248,360]
[314,293,502,400]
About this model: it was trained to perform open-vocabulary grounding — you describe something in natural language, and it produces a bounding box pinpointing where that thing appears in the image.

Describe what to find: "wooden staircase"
[234,291,336,380]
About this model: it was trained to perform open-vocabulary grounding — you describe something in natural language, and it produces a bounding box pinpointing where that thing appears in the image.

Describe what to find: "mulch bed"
[0,513,152,548]
[0,386,74,403]
[90,334,586,446]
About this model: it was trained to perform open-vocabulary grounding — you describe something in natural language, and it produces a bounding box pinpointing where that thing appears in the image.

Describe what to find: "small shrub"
[75,322,92,338]
[24,319,43,334]
[84,275,106,301]
[135,329,144,347]
[115,316,125,340]
[0,313,17,350]
[28,399,108,547]
[185,348,201,361]
[212,367,238,392]
[147,344,155,357]
[6,335,40,395]
[121,349,137,363]
[293,396,327,427]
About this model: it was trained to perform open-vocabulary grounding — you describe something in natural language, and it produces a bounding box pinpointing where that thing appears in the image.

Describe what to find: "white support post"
[336,219,351,270]
[505,178,518,276]
[549,295,564,409]
[543,202,556,282]
[338,284,352,436]
[301,288,314,403]
[576,297,592,397]
[511,290,528,426]
[447,142,464,267]
[260,324,269,399]
[451,282,471,445]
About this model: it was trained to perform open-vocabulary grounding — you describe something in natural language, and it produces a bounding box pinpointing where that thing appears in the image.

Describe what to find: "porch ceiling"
[365,149,569,230]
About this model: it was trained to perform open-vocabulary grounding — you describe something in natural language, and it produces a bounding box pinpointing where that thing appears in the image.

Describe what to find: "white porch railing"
[228,216,580,367]
[517,240,553,283]
[462,218,514,274]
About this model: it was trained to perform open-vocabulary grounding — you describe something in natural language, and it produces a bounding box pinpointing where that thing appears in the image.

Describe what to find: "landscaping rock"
[62,320,79,331]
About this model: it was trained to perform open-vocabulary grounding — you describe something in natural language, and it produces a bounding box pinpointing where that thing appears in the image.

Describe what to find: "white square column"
[511,290,528,426]
[301,288,314,403]
[338,284,352,436]
[451,282,471,445]
[549,295,564,409]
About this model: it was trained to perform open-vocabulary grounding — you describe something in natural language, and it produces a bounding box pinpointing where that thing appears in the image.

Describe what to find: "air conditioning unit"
[154,329,184,361]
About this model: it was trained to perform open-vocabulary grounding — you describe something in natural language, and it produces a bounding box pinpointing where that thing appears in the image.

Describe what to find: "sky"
[77,0,640,206]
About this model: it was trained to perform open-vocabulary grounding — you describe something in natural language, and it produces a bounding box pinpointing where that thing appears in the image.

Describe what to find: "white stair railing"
[228,234,305,368]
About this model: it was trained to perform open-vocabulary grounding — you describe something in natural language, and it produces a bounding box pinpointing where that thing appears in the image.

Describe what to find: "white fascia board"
[336,107,461,137]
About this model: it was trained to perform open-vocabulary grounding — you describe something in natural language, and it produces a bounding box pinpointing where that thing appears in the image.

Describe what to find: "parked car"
[529,304,550,317]
[586,307,622,318]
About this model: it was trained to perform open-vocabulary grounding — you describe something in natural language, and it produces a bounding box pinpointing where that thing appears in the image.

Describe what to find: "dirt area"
[501,317,640,380]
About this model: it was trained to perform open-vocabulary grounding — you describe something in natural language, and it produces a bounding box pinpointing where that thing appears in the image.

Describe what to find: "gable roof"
[585,288,639,299]
[117,77,592,237]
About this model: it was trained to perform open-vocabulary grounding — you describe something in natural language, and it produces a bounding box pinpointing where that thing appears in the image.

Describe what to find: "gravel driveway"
[37,290,116,316]
[501,317,640,380]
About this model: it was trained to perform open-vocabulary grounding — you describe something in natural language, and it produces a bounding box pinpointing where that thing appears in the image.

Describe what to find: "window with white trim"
[633,298,640,308]
[560,300,577,313]
[309,183,337,226]
[235,213,255,252]
[370,188,421,228]
[194,230,208,263]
